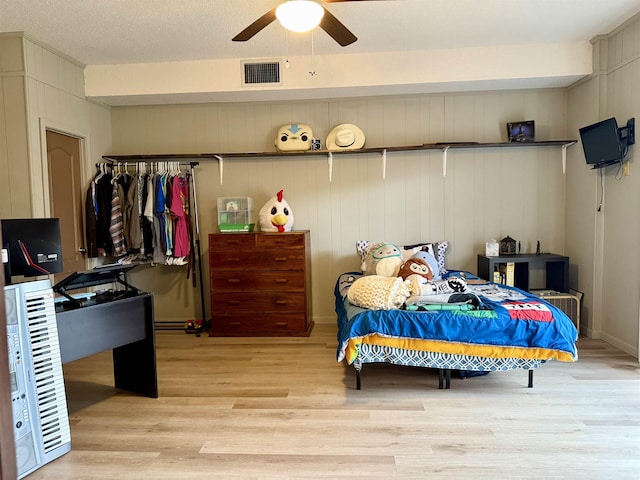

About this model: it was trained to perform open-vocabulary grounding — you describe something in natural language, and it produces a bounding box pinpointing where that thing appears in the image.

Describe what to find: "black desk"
[54,266,158,398]
[477,253,569,292]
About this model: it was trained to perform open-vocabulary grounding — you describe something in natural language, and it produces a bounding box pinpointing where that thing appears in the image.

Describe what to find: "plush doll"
[347,275,410,310]
[259,189,295,232]
[364,242,404,277]
[410,249,440,280]
[398,258,434,281]
[275,124,313,152]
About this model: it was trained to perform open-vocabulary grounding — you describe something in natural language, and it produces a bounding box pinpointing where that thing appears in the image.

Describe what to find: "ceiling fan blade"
[319,8,358,46]
[232,8,277,42]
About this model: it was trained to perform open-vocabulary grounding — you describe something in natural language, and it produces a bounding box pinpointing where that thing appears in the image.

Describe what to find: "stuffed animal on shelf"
[364,242,404,277]
[259,189,295,232]
[397,257,434,282]
[275,124,313,152]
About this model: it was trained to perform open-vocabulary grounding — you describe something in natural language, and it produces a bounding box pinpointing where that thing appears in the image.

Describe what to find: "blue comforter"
[336,273,579,365]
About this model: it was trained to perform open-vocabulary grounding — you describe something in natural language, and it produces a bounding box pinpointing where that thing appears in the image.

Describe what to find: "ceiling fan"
[232,0,386,47]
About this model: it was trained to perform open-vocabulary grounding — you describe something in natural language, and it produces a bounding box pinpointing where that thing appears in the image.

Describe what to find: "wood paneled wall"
[567,12,640,357]
[0,33,112,220]
[112,89,570,323]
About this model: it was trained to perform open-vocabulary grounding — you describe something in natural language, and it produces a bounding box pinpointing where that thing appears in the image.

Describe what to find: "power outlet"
[623,161,630,176]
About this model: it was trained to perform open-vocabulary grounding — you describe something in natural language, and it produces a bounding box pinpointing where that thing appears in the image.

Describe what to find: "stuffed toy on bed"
[363,242,404,277]
[347,275,410,310]
[409,249,441,280]
[398,257,434,281]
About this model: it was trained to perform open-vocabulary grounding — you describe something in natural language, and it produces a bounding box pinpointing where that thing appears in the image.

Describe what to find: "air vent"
[242,60,281,86]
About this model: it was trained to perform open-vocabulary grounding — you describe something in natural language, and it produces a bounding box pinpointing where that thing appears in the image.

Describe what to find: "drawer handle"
[227,300,241,305]
[274,279,289,284]
[227,257,240,263]
[228,321,241,326]
[227,278,241,284]
[275,322,287,327]
[274,257,288,262]
[275,300,288,305]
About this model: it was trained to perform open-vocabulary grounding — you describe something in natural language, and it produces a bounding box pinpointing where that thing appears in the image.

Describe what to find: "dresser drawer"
[209,249,305,270]
[211,291,306,314]
[257,233,305,249]
[210,313,310,336]
[209,233,256,250]
[210,270,305,291]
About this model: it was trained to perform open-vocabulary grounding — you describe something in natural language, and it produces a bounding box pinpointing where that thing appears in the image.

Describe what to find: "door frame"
[38,118,90,269]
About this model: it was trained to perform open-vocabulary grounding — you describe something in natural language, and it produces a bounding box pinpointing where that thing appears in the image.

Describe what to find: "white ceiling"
[1,0,639,105]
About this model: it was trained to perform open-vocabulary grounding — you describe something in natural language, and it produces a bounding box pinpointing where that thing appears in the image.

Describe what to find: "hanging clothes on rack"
[99,156,206,335]
[142,166,155,255]
[109,164,127,257]
[170,171,190,259]
[86,160,197,267]
[86,163,115,257]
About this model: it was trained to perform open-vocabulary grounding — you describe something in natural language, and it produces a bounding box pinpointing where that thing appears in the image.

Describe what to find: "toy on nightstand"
[259,189,295,232]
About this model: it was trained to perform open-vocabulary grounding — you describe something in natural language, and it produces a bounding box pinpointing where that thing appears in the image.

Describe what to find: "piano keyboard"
[23,287,71,457]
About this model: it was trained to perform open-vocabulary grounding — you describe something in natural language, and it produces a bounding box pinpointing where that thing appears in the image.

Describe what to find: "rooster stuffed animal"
[259,189,295,232]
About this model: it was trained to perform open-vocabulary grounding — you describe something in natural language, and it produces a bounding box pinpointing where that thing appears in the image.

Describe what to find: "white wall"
[567,14,640,357]
[0,33,112,220]
[0,34,31,218]
[111,89,570,324]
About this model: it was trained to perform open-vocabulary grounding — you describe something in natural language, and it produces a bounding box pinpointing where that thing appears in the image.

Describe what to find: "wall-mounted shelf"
[102,140,576,161]
[102,139,577,182]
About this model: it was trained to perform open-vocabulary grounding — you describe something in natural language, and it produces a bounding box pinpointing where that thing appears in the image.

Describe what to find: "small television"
[579,117,635,169]
[1,218,63,284]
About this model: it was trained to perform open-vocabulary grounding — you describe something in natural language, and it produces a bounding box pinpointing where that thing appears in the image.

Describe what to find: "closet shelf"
[101,140,577,161]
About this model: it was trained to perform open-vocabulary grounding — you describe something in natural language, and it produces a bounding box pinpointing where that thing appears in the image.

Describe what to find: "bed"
[335,241,579,390]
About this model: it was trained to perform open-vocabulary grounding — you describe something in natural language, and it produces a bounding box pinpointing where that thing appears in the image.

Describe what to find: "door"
[46,130,86,277]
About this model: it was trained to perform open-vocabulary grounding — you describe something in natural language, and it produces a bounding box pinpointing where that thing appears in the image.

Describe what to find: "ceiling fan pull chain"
[309,29,317,76]
[285,29,290,68]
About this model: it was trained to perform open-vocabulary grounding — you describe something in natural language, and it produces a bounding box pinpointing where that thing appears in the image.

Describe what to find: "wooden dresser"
[208,231,313,336]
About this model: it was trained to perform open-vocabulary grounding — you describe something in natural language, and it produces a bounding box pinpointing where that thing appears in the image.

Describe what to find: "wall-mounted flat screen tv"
[579,117,624,169]
[1,218,63,284]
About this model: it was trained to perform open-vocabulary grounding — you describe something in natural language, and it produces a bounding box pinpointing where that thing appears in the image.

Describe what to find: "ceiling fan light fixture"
[276,0,325,33]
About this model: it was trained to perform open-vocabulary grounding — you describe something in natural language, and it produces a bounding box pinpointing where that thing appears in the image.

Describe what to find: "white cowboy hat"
[326,123,365,150]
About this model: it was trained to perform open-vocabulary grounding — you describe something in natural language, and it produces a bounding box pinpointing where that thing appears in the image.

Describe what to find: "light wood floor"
[28,324,639,480]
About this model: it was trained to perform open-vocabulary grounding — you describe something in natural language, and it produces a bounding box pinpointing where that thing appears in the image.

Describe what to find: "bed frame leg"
[356,369,361,390]
[438,369,451,389]
[528,369,534,388]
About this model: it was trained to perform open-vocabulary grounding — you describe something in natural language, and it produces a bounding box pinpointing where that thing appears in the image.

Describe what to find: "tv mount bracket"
[619,118,635,146]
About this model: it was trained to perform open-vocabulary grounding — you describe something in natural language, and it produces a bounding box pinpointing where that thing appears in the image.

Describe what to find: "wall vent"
[242,60,281,86]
